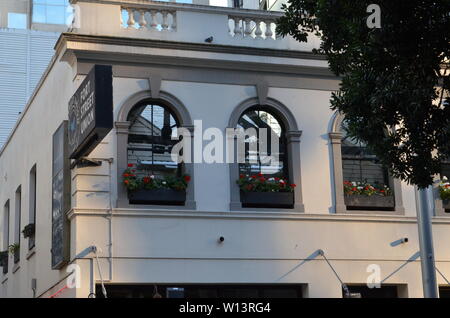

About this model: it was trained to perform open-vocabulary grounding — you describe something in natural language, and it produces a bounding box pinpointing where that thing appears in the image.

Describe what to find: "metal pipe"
[415,186,438,298]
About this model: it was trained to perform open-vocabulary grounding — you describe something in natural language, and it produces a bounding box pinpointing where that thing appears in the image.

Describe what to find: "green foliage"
[237,173,296,192]
[277,0,450,188]
[8,243,19,255]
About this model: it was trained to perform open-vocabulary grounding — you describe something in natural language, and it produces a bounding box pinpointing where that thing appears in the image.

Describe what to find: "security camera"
[401,237,409,243]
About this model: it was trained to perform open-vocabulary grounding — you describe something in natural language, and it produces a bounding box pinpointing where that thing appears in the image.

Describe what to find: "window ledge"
[12,264,20,274]
[26,247,36,260]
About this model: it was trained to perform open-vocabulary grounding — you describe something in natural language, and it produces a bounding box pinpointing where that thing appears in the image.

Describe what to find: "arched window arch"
[228,98,304,212]
[329,112,404,214]
[115,90,195,209]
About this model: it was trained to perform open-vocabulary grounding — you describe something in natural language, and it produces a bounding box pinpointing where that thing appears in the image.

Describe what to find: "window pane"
[8,13,27,29]
[32,5,46,23]
[47,0,66,5]
[46,5,66,24]
[127,104,179,177]
[33,0,47,4]
[237,109,286,177]
[340,121,388,186]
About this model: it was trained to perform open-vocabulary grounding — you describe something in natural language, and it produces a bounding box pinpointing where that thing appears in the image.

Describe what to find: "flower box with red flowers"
[123,164,190,206]
[237,173,295,209]
[343,181,395,210]
[439,177,450,212]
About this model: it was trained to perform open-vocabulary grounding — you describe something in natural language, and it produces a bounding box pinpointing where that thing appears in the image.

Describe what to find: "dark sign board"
[68,64,113,160]
[51,121,71,269]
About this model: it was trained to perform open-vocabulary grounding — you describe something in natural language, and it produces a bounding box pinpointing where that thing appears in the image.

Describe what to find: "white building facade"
[1,0,450,298]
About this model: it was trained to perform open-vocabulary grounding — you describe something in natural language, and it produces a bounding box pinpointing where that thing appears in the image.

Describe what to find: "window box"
[0,251,8,274]
[443,200,450,213]
[128,189,186,206]
[345,195,395,210]
[240,191,294,209]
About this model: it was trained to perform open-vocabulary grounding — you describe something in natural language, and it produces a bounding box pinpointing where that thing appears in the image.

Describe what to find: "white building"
[0,0,450,298]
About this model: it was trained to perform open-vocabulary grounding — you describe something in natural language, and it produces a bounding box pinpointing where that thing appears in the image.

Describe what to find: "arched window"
[329,113,404,214]
[229,98,304,212]
[115,90,195,209]
[340,122,390,188]
[237,107,287,178]
[127,102,180,177]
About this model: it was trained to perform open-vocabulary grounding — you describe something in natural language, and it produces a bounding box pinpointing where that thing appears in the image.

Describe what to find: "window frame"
[116,89,196,210]
[433,160,450,216]
[329,112,404,215]
[31,0,70,26]
[228,97,304,212]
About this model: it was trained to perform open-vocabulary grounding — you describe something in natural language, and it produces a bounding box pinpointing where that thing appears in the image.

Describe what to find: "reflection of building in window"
[127,103,180,178]
[237,108,286,177]
[8,13,27,29]
[441,158,450,179]
[32,0,71,25]
[340,122,389,186]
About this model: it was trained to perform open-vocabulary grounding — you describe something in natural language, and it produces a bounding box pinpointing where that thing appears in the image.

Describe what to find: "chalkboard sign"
[51,121,71,269]
[68,64,113,159]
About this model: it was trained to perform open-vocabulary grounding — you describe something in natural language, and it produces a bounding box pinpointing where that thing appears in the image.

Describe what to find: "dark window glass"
[340,121,389,186]
[237,107,287,179]
[127,103,180,178]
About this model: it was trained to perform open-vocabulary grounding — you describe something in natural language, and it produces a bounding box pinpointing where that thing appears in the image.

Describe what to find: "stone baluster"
[161,11,169,30]
[126,8,135,29]
[233,17,242,36]
[254,20,262,38]
[138,10,147,29]
[264,20,273,39]
[244,18,252,38]
[150,10,158,29]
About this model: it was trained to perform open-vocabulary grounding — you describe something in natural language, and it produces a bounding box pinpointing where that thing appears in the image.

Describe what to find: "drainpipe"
[415,186,438,298]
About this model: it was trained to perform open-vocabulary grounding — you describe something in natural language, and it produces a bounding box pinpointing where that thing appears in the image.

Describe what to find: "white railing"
[119,1,282,40]
[121,7,177,31]
[228,15,277,40]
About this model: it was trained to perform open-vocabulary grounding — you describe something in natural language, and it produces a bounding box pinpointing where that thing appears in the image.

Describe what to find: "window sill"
[26,247,36,260]
[338,208,405,216]
[12,263,20,274]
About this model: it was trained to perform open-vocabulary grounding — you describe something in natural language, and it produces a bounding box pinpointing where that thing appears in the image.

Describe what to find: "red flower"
[290,184,297,188]
[352,187,357,191]
[275,177,280,181]
[128,163,133,167]
[124,180,129,185]
[239,174,245,179]
[184,175,191,182]
[143,177,151,184]
[259,177,266,182]
[258,172,263,177]
[246,184,253,191]
[251,175,257,179]
[123,173,129,177]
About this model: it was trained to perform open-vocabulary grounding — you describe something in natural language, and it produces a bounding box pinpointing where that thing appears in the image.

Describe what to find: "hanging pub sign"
[68,64,113,160]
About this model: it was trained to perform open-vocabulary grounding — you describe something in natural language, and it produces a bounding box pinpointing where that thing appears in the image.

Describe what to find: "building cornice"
[56,33,327,61]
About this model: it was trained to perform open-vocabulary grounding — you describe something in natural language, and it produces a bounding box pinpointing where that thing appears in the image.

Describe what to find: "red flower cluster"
[237,173,296,192]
